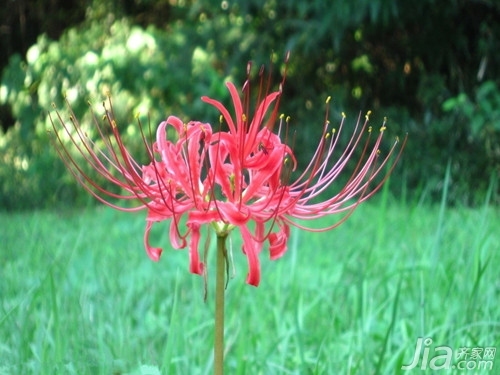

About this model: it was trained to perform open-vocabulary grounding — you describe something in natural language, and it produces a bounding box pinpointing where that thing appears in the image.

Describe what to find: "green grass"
[1,197,499,374]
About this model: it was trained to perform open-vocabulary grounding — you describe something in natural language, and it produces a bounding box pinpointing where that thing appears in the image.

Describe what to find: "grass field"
[1,193,499,374]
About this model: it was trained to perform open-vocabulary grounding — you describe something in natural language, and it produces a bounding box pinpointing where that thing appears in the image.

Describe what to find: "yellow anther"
[396,136,400,142]
[377,149,381,155]
[325,133,331,139]
[280,113,285,119]
[242,114,247,122]
[341,112,346,118]
[111,120,117,129]
[219,115,223,123]
[380,126,387,132]
[368,126,372,133]
[332,128,336,135]
[286,116,291,122]
[229,174,235,191]
[326,96,331,104]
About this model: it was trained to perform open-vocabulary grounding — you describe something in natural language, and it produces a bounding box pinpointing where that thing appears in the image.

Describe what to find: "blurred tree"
[0,0,88,69]
[1,0,499,208]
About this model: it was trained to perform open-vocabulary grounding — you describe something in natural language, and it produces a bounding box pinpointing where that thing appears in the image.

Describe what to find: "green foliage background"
[1,0,499,210]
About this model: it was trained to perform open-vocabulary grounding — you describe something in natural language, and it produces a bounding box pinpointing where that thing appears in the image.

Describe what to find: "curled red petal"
[240,225,261,286]
[144,221,162,261]
[217,202,250,226]
[201,85,238,134]
[187,223,205,275]
[268,221,290,260]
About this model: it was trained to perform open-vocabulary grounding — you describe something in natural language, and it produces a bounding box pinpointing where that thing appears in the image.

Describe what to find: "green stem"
[214,235,227,375]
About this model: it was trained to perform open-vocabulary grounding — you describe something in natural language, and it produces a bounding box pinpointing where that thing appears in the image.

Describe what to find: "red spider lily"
[49,62,405,287]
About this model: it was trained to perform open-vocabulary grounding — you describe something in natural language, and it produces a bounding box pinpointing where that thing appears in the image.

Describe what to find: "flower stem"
[214,235,227,375]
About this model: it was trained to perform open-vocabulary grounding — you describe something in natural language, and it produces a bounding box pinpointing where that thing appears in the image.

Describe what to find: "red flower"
[50,62,405,286]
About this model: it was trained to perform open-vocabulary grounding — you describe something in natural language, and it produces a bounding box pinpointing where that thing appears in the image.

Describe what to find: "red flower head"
[50,58,405,286]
